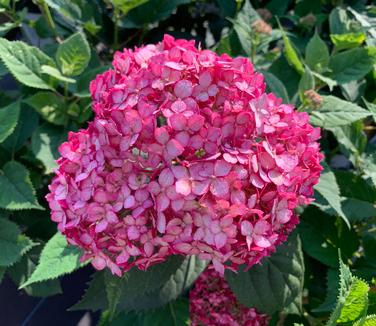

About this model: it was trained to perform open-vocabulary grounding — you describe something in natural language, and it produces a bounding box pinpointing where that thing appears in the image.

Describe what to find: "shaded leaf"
[0,101,20,143]
[0,161,43,210]
[305,30,330,71]
[226,233,304,315]
[0,218,35,267]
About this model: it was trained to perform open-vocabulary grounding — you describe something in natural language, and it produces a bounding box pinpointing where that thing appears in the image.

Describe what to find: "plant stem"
[38,0,58,38]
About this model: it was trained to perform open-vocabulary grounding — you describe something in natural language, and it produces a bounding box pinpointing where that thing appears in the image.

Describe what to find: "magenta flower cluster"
[46,35,322,276]
[190,267,269,326]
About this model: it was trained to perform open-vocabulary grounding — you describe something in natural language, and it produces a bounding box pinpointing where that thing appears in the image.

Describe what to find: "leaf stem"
[113,8,120,50]
[38,0,58,39]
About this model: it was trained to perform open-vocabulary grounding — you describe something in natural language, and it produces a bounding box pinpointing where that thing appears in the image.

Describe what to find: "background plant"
[0,0,375,325]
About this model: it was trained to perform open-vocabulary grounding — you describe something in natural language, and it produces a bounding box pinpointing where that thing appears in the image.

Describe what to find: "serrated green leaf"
[314,163,348,227]
[25,92,68,126]
[31,123,66,173]
[45,0,82,23]
[56,32,91,76]
[105,271,126,320]
[364,98,376,124]
[337,277,369,323]
[329,48,373,84]
[72,255,207,312]
[362,154,376,189]
[1,105,39,154]
[330,32,366,51]
[0,218,35,267]
[354,315,376,326]
[0,266,5,283]
[226,233,304,315]
[262,70,289,103]
[41,65,76,84]
[119,255,207,311]
[326,256,353,326]
[20,232,86,288]
[8,246,62,297]
[0,38,55,89]
[309,95,371,128]
[0,101,20,143]
[0,161,43,210]
[306,30,330,71]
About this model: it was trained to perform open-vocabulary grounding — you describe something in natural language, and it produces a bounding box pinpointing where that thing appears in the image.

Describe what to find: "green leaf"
[305,30,330,71]
[326,256,353,326]
[1,105,39,154]
[364,98,376,124]
[31,124,66,173]
[226,233,304,315]
[118,255,207,311]
[56,32,91,76]
[309,95,371,128]
[299,206,358,267]
[41,65,76,84]
[313,268,340,312]
[20,232,86,288]
[329,7,350,35]
[0,38,55,89]
[0,101,20,143]
[228,0,259,56]
[105,271,126,320]
[278,21,304,74]
[299,66,315,100]
[0,218,35,267]
[262,70,289,103]
[121,0,191,28]
[328,121,366,164]
[72,256,207,312]
[362,153,376,189]
[354,315,376,326]
[327,257,370,326]
[330,32,366,51]
[311,72,337,91]
[0,161,43,210]
[111,0,148,15]
[214,30,245,57]
[25,92,68,126]
[45,0,82,23]
[7,246,62,297]
[329,48,373,84]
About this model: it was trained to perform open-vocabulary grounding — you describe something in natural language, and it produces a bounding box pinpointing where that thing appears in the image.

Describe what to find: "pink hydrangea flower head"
[47,34,323,276]
[190,267,269,326]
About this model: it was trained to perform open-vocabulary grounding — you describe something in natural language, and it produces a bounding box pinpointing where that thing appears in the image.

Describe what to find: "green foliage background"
[0,0,376,325]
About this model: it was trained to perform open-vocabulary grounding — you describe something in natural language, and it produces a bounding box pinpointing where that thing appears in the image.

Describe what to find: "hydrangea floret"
[190,267,270,326]
[47,34,323,276]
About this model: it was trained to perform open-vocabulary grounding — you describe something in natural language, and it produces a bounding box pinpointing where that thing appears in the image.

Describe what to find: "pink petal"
[171,99,187,113]
[240,220,253,236]
[254,235,271,248]
[215,232,227,249]
[212,259,225,275]
[116,251,130,264]
[275,154,298,172]
[277,208,292,223]
[166,139,184,158]
[95,219,108,233]
[174,80,193,98]
[92,256,106,270]
[175,178,192,196]
[157,212,166,233]
[159,168,174,187]
[188,114,205,132]
[170,113,187,131]
[127,225,140,240]
[157,193,170,211]
[124,195,136,208]
[210,179,229,198]
[214,160,232,177]
[268,170,284,186]
[254,220,270,234]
